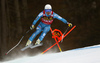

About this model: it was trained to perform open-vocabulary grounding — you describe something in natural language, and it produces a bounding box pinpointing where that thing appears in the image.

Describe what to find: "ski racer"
[26,4,72,46]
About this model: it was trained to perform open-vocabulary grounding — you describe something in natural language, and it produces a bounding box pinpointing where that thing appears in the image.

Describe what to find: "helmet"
[44,4,52,12]
[44,4,52,9]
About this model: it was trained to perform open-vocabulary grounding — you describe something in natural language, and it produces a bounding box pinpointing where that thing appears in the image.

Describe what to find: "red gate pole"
[64,25,76,38]
[54,38,62,52]
[41,42,58,54]
[41,25,76,54]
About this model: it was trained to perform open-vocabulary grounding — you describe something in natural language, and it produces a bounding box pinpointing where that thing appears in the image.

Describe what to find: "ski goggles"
[45,9,52,12]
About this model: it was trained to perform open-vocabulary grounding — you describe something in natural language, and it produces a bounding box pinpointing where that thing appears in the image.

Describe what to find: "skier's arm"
[53,12,72,27]
[53,12,69,24]
[32,12,43,25]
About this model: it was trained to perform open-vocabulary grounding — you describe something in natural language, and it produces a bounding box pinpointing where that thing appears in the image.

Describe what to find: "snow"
[2,44,100,63]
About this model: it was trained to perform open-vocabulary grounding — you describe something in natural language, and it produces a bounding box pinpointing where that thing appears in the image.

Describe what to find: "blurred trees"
[0,0,28,60]
[15,0,22,34]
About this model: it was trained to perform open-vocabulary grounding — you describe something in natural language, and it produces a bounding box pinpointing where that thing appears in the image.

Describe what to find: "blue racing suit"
[29,11,68,42]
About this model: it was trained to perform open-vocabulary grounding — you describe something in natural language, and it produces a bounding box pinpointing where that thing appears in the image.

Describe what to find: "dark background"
[0,0,100,61]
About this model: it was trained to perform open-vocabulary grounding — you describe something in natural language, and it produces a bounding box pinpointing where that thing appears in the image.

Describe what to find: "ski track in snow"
[1,44,100,63]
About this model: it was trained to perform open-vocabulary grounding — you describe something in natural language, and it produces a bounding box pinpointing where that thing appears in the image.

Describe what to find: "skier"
[26,4,72,46]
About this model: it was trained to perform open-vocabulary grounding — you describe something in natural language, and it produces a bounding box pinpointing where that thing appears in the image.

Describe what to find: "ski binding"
[30,43,43,49]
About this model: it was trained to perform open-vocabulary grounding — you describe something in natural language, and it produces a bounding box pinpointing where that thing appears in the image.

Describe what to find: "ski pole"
[63,27,70,35]
[5,29,31,55]
[61,26,69,42]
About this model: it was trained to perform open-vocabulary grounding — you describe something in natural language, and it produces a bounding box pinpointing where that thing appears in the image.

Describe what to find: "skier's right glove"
[30,25,35,30]
[68,23,72,27]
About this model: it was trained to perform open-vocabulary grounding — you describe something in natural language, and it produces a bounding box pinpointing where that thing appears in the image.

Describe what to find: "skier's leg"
[35,26,50,45]
[26,25,42,46]
[29,29,41,41]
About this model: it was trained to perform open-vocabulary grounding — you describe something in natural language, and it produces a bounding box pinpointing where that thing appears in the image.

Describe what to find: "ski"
[21,44,33,51]
[30,43,43,49]
[21,43,43,51]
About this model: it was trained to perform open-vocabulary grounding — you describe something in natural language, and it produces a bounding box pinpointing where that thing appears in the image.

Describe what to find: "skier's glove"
[30,25,35,30]
[68,23,72,27]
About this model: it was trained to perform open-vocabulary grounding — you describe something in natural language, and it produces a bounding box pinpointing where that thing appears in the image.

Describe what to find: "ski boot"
[26,40,32,46]
[35,39,41,45]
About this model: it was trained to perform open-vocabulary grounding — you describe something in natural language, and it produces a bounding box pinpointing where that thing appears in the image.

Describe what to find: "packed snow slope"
[3,44,100,63]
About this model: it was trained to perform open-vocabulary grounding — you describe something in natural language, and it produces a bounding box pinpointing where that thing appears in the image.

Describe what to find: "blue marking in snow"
[70,45,100,51]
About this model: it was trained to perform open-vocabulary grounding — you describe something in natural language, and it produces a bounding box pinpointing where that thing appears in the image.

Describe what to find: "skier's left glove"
[30,25,35,30]
[68,23,72,27]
